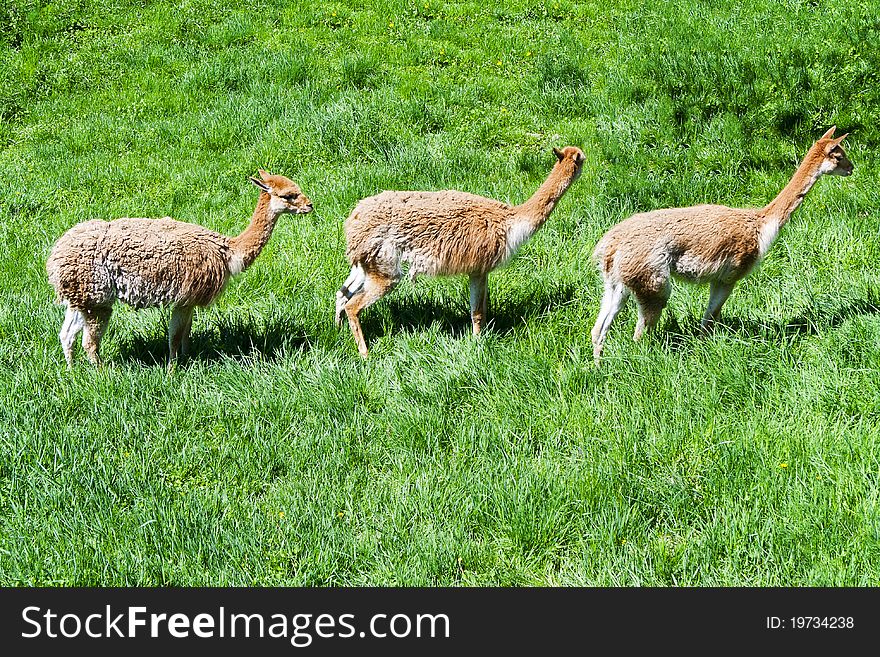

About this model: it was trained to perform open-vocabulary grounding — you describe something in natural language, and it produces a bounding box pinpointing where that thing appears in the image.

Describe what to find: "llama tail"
[592,236,607,269]
[335,263,366,327]
[592,233,616,276]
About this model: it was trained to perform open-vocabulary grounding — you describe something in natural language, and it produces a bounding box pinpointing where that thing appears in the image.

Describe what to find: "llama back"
[344,190,512,276]
[595,205,761,276]
[48,217,233,309]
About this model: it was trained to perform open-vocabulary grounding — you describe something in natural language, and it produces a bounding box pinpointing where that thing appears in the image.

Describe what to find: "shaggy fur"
[335,146,586,357]
[591,127,853,363]
[46,170,313,367]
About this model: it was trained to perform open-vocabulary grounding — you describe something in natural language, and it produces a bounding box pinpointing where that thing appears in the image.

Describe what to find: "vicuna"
[46,170,313,368]
[336,146,586,357]
[591,127,852,363]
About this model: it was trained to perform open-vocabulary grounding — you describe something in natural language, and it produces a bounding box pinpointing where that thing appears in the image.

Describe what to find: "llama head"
[816,127,853,177]
[250,169,314,214]
[552,146,587,181]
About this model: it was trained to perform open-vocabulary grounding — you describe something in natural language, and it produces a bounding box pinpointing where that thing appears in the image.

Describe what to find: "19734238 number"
[791,617,854,629]
[767,616,855,629]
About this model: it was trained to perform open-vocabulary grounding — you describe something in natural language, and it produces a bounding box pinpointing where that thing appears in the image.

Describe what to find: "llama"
[46,170,313,367]
[335,146,585,357]
[590,126,853,363]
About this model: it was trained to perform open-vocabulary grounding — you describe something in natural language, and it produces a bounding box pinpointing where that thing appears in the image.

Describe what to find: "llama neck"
[228,193,281,272]
[763,151,824,227]
[513,160,580,236]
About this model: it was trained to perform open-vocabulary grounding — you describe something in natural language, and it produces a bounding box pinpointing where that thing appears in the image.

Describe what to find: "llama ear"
[553,147,564,161]
[821,126,837,140]
[249,176,270,192]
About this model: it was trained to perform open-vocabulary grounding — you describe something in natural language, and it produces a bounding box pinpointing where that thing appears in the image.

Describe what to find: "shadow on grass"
[116,314,317,367]
[363,281,578,341]
[660,292,880,351]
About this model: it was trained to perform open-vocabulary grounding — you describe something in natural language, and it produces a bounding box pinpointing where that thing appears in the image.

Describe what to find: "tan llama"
[591,126,853,363]
[47,170,313,368]
[336,146,586,357]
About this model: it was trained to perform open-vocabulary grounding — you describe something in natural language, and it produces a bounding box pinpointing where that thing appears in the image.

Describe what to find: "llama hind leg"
[344,271,397,358]
[633,280,671,342]
[59,306,86,367]
[82,307,112,366]
[336,265,366,328]
[701,281,735,328]
[591,282,630,364]
[632,297,665,342]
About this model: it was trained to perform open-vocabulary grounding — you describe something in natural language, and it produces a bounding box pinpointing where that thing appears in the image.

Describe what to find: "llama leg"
[168,306,195,364]
[633,281,671,342]
[335,267,360,325]
[82,307,112,366]
[633,296,665,341]
[344,272,397,358]
[180,307,195,356]
[591,282,630,363]
[469,273,489,335]
[701,281,735,328]
[336,265,366,328]
[59,306,86,367]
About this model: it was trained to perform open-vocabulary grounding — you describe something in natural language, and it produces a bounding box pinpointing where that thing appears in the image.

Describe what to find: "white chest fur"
[506,220,534,258]
[757,221,780,259]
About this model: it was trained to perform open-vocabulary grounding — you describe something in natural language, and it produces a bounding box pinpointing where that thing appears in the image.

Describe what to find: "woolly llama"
[335,146,586,357]
[46,170,313,367]
[590,126,852,363]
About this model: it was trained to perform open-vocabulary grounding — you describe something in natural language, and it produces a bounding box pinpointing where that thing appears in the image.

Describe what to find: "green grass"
[2,0,880,585]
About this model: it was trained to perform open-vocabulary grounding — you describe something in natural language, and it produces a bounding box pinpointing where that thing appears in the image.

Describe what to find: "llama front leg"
[180,308,195,356]
[701,281,735,328]
[469,273,488,335]
[168,305,194,366]
[59,306,86,367]
[591,282,630,364]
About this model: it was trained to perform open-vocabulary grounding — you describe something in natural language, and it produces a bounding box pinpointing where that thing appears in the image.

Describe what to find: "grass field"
[2,0,880,585]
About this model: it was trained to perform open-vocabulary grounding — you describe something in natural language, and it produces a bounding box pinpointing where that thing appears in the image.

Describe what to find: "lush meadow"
[1,0,880,585]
